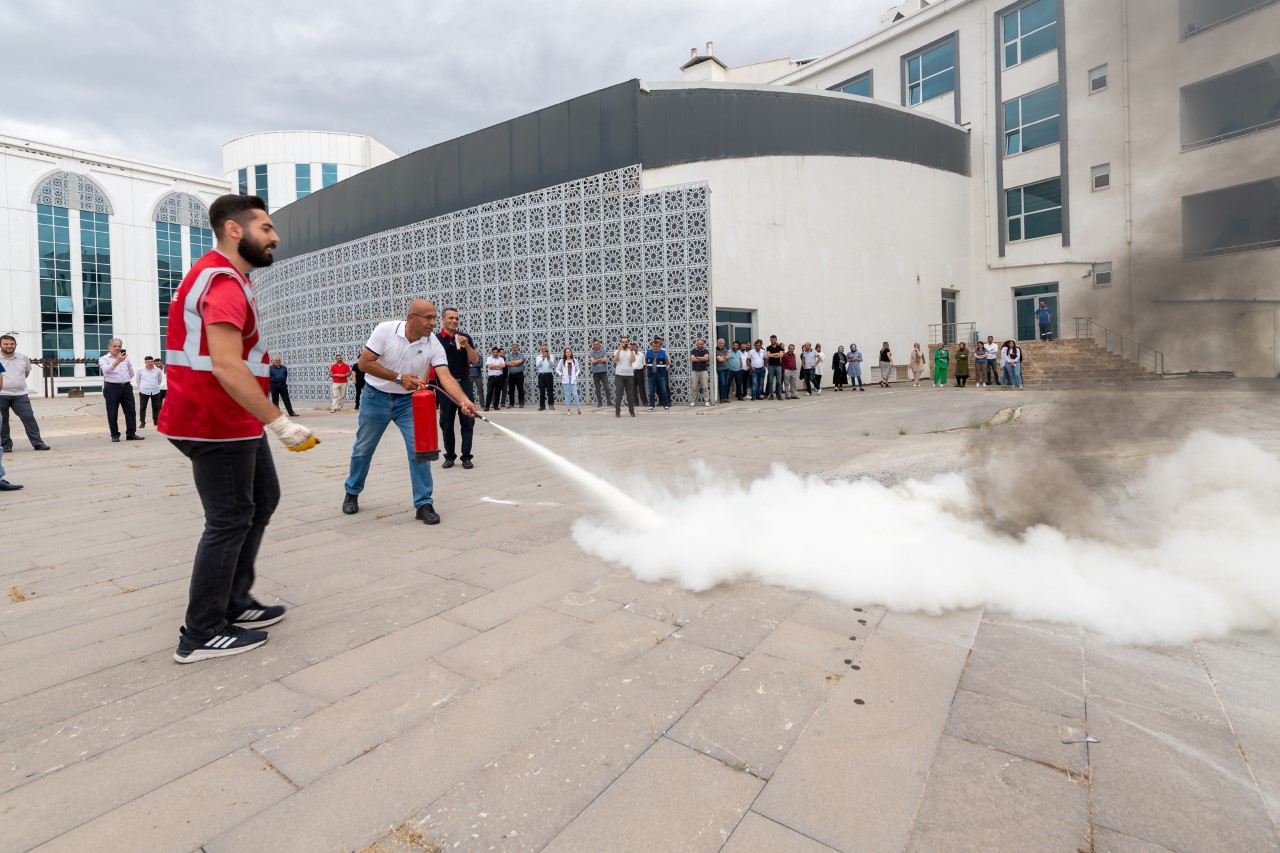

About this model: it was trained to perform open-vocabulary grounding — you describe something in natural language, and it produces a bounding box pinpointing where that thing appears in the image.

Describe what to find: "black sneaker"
[416,504,441,525]
[342,492,359,514]
[230,602,287,628]
[173,624,268,664]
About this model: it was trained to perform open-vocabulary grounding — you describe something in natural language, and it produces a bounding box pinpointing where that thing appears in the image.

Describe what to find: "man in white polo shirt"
[342,299,477,525]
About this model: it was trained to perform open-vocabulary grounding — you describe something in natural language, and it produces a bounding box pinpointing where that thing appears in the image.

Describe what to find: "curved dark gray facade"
[271,80,970,261]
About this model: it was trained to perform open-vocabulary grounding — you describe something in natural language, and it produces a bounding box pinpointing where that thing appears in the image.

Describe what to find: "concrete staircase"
[1015,338,1159,385]
[926,338,1161,385]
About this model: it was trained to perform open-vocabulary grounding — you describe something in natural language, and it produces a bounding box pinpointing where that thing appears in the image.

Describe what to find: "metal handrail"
[1185,238,1280,260]
[1072,317,1165,374]
[1182,117,1280,151]
[1180,0,1280,39]
[927,322,976,346]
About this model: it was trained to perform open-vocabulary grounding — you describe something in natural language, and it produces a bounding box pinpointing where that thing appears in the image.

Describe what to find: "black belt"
[105,381,132,386]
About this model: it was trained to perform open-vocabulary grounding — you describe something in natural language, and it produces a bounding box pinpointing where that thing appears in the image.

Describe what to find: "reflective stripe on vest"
[166,266,271,378]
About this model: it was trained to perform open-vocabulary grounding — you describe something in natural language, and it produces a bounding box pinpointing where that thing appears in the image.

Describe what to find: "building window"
[37,204,75,376]
[1092,164,1111,190]
[1003,0,1057,69]
[295,163,312,199]
[1180,54,1280,150]
[254,164,268,206]
[1094,262,1113,286]
[238,168,248,196]
[833,72,872,97]
[1006,178,1063,242]
[1004,84,1060,155]
[80,211,112,374]
[190,225,213,259]
[907,40,955,105]
[1089,64,1109,93]
[156,221,183,342]
[321,163,338,188]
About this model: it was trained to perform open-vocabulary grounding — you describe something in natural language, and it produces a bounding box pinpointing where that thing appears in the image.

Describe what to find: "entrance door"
[1013,283,1059,341]
[715,308,754,347]
[941,289,958,344]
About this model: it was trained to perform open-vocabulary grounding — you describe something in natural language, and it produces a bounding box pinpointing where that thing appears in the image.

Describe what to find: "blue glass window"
[840,74,872,97]
[237,168,248,196]
[190,225,213,261]
[321,163,338,188]
[1003,0,1057,68]
[296,163,312,199]
[254,164,268,207]
[156,221,183,343]
[37,204,75,376]
[80,211,112,374]
[1004,84,1060,155]
[1006,178,1062,242]
[908,41,955,105]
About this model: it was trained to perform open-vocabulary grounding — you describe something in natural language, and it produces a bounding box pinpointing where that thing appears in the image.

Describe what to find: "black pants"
[170,435,280,639]
[614,374,636,415]
[485,375,504,410]
[736,370,749,399]
[0,394,45,449]
[354,377,364,409]
[592,372,613,406]
[138,392,163,426]
[507,372,525,406]
[635,370,648,405]
[537,373,555,409]
[103,382,137,437]
[439,376,475,461]
[270,383,296,415]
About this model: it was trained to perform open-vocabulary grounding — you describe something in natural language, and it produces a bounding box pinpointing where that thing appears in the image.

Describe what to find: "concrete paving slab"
[443,559,606,632]
[1197,639,1280,820]
[2,682,318,851]
[622,579,735,626]
[960,618,1085,719]
[1092,826,1185,852]
[721,811,840,853]
[752,626,970,852]
[677,583,808,657]
[435,606,585,682]
[944,688,1089,774]
[1085,637,1225,724]
[906,735,1090,853]
[667,651,834,779]
[542,736,764,853]
[561,606,678,664]
[419,638,738,850]
[786,595,885,636]
[1088,696,1279,853]
[878,607,984,649]
[31,747,296,853]
[544,588,626,623]
[754,617,865,675]
[203,645,613,853]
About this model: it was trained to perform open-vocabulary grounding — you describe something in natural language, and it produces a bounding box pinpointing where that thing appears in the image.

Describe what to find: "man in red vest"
[158,194,318,663]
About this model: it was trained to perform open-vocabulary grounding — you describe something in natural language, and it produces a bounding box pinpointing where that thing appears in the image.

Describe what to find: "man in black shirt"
[765,335,785,400]
[436,308,479,469]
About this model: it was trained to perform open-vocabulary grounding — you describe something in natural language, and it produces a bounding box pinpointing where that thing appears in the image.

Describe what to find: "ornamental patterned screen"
[254,165,712,403]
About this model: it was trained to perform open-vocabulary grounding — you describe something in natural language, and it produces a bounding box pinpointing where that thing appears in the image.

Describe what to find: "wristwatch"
[395,373,402,385]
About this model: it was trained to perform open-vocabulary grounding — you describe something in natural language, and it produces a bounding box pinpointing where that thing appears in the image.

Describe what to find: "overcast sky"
[0,0,884,177]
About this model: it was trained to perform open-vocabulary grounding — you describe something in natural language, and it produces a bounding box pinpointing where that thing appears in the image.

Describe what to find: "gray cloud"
[0,0,882,175]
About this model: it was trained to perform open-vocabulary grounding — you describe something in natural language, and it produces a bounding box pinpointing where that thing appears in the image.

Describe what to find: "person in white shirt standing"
[484,347,507,412]
[0,334,50,452]
[613,335,637,417]
[99,338,142,442]
[136,355,166,428]
[341,299,476,525]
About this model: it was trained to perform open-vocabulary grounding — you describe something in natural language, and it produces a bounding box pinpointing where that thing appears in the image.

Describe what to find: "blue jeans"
[563,382,581,408]
[1003,363,1023,387]
[765,365,783,398]
[344,386,434,508]
[717,369,732,402]
[647,371,669,407]
[750,368,765,399]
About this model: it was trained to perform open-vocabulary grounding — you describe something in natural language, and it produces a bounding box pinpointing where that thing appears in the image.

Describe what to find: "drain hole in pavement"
[854,608,863,612]
[850,665,861,670]
[854,699,865,705]
[844,659,852,664]
[858,619,867,625]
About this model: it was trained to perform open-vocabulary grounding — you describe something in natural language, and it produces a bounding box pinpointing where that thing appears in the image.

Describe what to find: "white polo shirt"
[363,321,448,395]
[486,355,506,377]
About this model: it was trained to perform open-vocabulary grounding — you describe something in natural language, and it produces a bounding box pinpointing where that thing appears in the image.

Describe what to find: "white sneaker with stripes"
[173,625,268,663]
[230,603,287,629]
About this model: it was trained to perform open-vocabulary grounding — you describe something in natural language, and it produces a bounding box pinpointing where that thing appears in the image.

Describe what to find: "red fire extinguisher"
[412,386,440,462]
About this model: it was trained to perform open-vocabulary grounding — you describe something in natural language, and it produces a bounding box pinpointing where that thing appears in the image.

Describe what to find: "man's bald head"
[405,299,438,339]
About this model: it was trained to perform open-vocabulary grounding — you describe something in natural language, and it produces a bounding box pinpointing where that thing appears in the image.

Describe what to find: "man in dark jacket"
[268,357,297,416]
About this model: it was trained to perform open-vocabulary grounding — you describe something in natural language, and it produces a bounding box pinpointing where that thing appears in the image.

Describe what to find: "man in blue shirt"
[645,336,670,411]
[1036,301,1053,341]
[268,356,297,417]
[436,307,480,469]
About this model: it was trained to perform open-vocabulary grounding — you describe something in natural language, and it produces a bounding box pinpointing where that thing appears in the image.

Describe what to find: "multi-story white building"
[695,0,1280,373]
[222,131,398,215]
[0,131,398,394]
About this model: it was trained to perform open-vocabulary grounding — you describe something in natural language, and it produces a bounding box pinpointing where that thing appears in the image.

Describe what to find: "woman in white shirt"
[1001,340,1023,389]
[556,347,583,414]
[812,343,825,395]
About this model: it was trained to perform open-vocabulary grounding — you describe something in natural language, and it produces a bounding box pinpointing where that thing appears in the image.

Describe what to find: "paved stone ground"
[2,378,1278,853]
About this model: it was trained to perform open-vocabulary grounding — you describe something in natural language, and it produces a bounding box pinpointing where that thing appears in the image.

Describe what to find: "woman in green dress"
[932,344,949,388]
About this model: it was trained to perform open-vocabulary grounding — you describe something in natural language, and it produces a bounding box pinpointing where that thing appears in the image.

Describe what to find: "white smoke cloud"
[570,431,1280,645]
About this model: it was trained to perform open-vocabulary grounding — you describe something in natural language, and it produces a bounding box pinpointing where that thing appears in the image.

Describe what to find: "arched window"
[152,192,213,341]
[31,171,115,378]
